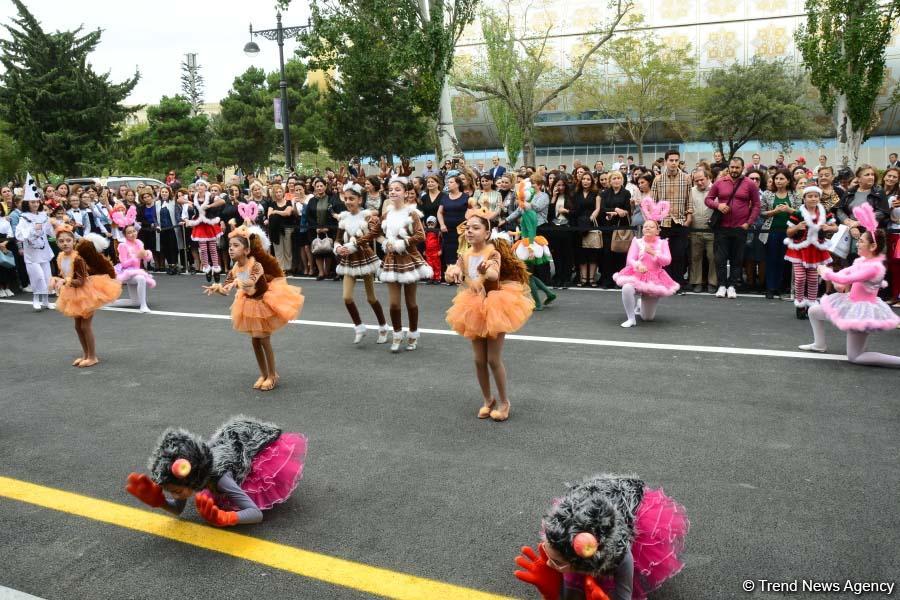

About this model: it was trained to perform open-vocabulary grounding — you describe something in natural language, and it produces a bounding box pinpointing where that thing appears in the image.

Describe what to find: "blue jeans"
[765,230,787,292]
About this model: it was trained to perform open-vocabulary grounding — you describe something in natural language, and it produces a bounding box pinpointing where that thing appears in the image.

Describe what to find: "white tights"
[622,284,659,323]
[807,305,900,367]
[112,280,149,311]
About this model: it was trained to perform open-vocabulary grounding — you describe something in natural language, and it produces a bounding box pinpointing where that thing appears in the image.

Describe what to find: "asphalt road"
[1,275,898,599]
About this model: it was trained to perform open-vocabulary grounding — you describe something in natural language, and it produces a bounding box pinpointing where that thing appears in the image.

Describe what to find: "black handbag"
[708,177,742,230]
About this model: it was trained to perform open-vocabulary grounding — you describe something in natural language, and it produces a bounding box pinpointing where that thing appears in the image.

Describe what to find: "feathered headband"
[465,206,493,222]
[237,201,259,224]
[343,182,363,196]
[54,223,74,236]
[640,198,670,223]
[852,203,877,235]
[111,205,137,229]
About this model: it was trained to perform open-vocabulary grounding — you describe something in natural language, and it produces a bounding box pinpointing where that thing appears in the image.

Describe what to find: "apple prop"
[170,458,192,479]
[573,532,599,558]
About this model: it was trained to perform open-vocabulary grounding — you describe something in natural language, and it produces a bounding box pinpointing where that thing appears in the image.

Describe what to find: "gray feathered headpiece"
[542,473,645,575]
[147,428,214,490]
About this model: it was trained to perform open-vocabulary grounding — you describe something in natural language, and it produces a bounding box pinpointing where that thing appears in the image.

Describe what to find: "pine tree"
[133,96,209,173]
[0,0,139,176]
[210,67,277,174]
[181,53,205,116]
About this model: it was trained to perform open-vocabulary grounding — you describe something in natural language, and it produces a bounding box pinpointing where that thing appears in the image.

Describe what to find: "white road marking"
[0,586,46,600]
[0,299,851,361]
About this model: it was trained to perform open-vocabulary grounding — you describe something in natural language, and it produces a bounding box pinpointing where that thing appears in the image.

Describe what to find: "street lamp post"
[244,13,311,173]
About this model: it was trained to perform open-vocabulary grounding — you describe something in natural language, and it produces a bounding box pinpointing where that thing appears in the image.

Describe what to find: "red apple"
[573,532,599,558]
[170,458,192,478]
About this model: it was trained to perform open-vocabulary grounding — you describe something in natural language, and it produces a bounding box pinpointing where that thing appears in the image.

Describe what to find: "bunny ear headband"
[343,182,363,195]
[852,203,877,234]
[640,198,670,222]
[111,205,136,228]
[238,201,259,223]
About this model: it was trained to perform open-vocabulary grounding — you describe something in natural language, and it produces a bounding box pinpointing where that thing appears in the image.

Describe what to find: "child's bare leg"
[79,314,98,367]
[73,317,87,365]
[486,334,509,420]
[251,337,267,388]
[260,337,277,388]
[471,338,493,417]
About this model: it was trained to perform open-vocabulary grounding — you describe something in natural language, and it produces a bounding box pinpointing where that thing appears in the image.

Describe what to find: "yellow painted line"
[0,476,516,600]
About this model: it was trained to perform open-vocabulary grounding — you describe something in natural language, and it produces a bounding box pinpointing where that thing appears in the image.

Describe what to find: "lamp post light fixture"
[244,13,312,173]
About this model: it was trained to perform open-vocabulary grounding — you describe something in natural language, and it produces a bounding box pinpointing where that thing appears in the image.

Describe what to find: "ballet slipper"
[490,401,510,422]
[478,398,497,419]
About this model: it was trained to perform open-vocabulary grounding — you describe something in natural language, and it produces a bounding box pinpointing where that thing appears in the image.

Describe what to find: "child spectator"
[424,216,442,284]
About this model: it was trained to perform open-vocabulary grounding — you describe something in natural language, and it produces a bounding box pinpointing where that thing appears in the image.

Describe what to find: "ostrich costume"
[142,416,306,524]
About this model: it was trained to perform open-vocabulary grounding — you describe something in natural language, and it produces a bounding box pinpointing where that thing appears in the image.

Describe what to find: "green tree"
[266,59,323,164]
[299,0,477,160]
[795,0,900,168]
[454,0,633,166]
[696,59,824,160]
[134,96,209,173]
[478,9,523,167]
[181,53,204,117]
[211,67,276,173]
[0,120,25,181]
[573,28,698,165]
[0,0,138,176]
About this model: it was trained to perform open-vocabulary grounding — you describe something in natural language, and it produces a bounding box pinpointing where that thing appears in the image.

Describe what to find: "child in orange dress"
[445,209,534,421]
[204,227,304,391]
[51,227,122,367]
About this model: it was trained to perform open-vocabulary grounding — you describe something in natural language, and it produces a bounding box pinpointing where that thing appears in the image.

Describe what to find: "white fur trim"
[83,232,109,252]
[406,330,420,340]
[383,237,408,254]
[794,298,819,308]
[378,265,432,283]
[247,225,271,251]
[785,204,831,251]
[785,255,832,267]
[336,260,381,277]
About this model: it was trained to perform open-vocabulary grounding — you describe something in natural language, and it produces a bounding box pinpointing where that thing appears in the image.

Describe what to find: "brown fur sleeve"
[407,212,426,246]
[75,239,116,277]
[251,246,284,280]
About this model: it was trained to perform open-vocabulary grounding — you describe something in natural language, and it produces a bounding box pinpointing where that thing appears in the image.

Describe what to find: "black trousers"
[159,228,178,266]
[714,227,746,288]
[661,224,689,288]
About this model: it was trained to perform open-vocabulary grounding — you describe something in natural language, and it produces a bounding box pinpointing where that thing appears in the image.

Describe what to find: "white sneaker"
[33,299,41,311]
[46,302,55,310]
[23,285,32,293]
[390,331,404,353]
[715,286,726,298]
[1,289,10,297]
[405,331,419,351]
[620,319,636,328]
[726,286,737,299]
[353,324,367,344]
[376,326,389,344]
[140,305,152,314]
[798,343,827,353]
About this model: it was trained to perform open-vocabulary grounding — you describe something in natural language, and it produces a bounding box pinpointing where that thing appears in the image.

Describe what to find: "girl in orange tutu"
[51,228,122,368]
[204,227,304,391]
[445,209,534,421]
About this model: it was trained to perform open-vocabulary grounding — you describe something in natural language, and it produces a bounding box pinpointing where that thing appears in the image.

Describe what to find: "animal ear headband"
[111,205,136,229]
[238,201,259,223]
[640,198,670,222]
[170,458,192,479]
[852,203,877,235]
[343,182,363,196]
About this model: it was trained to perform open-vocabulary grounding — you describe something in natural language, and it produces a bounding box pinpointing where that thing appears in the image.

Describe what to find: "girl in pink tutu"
[613,199,680,328]
[445,208,534,421]
[126,416,307,526]
[799,204,900,366]
[515,473,689,600]
[111,206,155,313]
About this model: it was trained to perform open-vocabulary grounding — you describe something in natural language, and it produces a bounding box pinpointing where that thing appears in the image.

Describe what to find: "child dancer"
[126,415,306,526]
[334,182,389,344]
[513,177,556,310]
[515,473,689,600]
[111,206,156,313]
[374,177,433,352]
[186,180,225,282]
[204,226,304,391]
[15,190,54,311]
[613,200,680,328]
[424,216,443,285]
[51,228,122,367]
[785,186,836,319]
[445,209,534,421]
[799,204,900,366]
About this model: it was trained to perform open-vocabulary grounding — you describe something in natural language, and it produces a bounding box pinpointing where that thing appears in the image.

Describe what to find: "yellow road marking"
[0,476,516,600]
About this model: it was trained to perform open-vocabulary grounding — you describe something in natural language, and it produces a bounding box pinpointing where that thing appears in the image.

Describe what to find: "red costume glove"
[514,545,562,600]
[125,472,166,508]
[195,491,239,527]
[584,575,611,600]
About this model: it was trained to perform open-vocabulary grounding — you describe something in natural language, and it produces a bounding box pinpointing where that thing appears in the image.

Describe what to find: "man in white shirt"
[689,168,717,293]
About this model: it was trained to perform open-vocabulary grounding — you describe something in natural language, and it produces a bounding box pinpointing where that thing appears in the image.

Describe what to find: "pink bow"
[852,203,877,234]
[238,201,259,223]
[640,198,670,222]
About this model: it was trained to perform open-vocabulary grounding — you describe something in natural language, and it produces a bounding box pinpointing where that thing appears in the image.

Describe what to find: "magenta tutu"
[631,488,690,598]
[613,267,680,297]
[820,293,900,332]
[216,432,307,511]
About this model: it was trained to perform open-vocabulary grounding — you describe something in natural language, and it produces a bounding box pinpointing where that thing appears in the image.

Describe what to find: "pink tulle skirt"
[820,293,900,332]
[579,488,689,600]
[114,265,157,288]
[613,267,680,297]
[446,281,534,339]
[218,433,307,511]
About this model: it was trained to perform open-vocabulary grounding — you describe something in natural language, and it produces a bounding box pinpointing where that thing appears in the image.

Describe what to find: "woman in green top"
[761,168,798,299]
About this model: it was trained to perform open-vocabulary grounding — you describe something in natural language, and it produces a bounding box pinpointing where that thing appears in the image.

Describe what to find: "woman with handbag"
[306,177,342,280]
[572,171,602,287]
[267,185,296,274]
[599,171,632,288]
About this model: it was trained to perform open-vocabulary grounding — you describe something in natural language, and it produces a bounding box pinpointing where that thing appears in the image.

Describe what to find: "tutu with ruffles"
[820,293,900,332]
[613,266,680,297]
[446,281,534,339]
[216,432,307,511]
[191,222,222,241]
[114,265,157,288]
[56,275,122,318]
[231,278,304,338]
[785,244,832,267]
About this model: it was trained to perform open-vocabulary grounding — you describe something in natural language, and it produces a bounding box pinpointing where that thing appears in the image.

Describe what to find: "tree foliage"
[696,59,825,160]
[266,59,324,161]
[573,26,698,165]
[478,9,524,167]
[454,0,633,166]
[0,0,139,176]
[181,53,205,116]
[0,120,25,181]
[211,67,276,173]
[795,0,900,167]
[134,96,209,173]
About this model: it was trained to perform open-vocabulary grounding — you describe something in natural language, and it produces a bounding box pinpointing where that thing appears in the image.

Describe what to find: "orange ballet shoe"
[477,398,496,419]
[489,401,510,422]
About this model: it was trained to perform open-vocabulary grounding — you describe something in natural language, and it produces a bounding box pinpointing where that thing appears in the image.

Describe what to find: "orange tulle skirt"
[231,278,304,338]
[446,281,534,339]
[56,275,122,318]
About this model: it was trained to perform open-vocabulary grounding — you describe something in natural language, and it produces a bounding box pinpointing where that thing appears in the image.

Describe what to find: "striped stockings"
[198,240,219,271]
[792,263,819,306]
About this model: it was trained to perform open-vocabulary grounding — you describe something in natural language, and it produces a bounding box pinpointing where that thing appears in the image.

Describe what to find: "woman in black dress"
[437,175,469,279]
[599,170,631,288]
[571,171,601,287]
